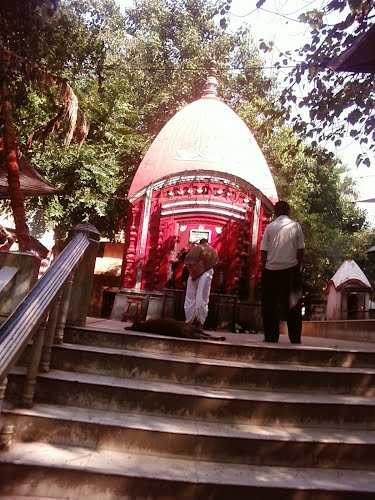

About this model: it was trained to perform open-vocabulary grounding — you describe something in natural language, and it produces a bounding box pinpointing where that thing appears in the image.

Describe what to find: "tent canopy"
[0,155,56,199]
[0,136,56,199]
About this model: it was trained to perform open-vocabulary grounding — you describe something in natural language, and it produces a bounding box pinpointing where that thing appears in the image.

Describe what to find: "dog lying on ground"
[125,318,226,341]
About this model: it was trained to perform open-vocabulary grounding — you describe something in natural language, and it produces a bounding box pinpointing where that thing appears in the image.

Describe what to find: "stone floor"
[86,317,375,351]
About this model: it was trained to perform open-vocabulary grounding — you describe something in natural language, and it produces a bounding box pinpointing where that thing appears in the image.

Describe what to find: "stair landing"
[88,316,375,351]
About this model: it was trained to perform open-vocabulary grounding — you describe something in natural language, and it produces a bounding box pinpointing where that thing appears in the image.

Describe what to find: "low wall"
[302,320,375,343]
[110,288,263,332]
[111,289,164,321]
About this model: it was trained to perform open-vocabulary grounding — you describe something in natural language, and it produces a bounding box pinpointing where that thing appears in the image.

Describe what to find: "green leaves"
[298,9,324,29]
[248,0,374,168]
[348,0,365,14]
[347,109,362,125]
[259,39,274,53]
[2,0,142,238]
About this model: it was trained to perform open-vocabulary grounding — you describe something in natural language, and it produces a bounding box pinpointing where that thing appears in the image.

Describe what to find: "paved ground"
[86,317,375,352]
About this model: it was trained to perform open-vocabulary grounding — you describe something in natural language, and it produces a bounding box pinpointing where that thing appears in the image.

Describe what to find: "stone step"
[3,403,375,470]
[1,442,375,499]
[0,497,58,500]
[49,342,375,396]
[7,368,375,428]
[65,325,375,368]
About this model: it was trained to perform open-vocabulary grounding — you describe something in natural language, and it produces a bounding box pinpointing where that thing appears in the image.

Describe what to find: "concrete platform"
[303,319,375,343]
[86,317,375,351]
[65,323,375,368]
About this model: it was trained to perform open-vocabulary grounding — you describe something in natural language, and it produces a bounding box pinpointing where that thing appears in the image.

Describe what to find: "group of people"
[183,200,305,344]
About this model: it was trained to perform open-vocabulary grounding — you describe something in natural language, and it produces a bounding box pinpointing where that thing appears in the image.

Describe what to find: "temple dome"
[129,84,278,200]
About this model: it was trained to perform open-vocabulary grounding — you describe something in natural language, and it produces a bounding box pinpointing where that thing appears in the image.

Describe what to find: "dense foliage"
[1,0,374,293]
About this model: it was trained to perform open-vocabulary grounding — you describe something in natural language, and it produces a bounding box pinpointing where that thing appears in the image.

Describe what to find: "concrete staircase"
[1,324,375,499]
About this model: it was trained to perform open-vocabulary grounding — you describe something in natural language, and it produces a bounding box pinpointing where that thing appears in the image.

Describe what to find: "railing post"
[54,273,74,345]
[0,377,7,414]
[0,376,14,449]
[40,290,63,372]
[21,317,47,408]
[66,224,100,326]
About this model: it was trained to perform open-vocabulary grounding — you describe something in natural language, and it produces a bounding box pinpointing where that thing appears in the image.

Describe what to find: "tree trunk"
[1,81,32,252]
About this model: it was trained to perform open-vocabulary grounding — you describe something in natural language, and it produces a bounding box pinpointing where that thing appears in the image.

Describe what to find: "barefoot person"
[260,201,305,344]
[184,238,218,331]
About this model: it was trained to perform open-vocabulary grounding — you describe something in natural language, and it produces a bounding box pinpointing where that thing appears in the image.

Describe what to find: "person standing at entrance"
[260,201,305,343]
[184,238,218,330]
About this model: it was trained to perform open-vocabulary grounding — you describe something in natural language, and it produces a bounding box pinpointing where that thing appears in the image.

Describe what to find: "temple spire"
[202,67,219,98]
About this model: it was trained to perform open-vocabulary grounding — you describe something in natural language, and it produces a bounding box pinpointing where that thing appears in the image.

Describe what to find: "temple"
[326,260,372,320]
[112,74,277,321]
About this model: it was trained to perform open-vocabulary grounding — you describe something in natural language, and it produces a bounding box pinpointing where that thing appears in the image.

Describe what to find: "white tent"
[326,260,372,320]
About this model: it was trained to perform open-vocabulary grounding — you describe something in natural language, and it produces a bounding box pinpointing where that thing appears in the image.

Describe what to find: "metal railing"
[0,224,99,449]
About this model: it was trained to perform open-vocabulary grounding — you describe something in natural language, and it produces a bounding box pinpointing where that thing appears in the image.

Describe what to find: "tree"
[237,89,372,293]
[223,1,374,165]
[2,0,279,239]
[0,0,60,250]
[121,0,277,135]
[1,0,89,247]
[1,0,141,240]
[263,0,374,166]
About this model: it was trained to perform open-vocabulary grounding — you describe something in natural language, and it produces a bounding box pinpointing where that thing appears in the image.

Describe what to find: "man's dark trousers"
[261,266,302,343]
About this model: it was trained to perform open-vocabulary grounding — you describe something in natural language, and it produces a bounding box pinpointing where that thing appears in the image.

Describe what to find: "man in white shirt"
[184,239,218,331]
[260,201,305,343]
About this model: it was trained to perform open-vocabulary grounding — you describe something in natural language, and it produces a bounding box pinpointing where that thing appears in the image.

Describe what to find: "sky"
[116,0,375,222]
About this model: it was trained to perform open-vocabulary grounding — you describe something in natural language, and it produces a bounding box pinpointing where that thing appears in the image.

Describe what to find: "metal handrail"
[0,231,90,379]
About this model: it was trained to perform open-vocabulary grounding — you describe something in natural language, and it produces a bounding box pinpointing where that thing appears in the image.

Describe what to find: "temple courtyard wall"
[302,319,375,343]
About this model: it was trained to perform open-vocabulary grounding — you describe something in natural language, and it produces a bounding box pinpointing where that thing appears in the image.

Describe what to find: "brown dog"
[125,317,226,341]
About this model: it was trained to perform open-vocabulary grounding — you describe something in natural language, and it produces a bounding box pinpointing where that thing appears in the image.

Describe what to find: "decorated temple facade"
[115,75,277,319]
[121,172,273,297]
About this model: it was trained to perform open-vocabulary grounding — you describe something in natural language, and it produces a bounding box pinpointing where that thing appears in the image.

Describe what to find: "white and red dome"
[129,77,277,201]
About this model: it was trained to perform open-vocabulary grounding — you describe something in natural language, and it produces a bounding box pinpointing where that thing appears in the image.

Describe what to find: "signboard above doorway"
[189,228,211,243]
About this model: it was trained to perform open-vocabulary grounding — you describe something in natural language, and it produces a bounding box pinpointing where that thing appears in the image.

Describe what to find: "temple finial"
[202,65,219,98]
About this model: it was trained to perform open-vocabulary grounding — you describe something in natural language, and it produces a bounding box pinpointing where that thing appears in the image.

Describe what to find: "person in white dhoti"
[184,239,218,330]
